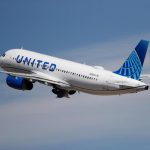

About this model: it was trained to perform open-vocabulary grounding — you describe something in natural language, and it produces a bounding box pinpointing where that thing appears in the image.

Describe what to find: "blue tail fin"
[114,40,149,80]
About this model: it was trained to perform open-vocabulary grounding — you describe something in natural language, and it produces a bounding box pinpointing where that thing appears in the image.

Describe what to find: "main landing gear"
[52,87,76,98]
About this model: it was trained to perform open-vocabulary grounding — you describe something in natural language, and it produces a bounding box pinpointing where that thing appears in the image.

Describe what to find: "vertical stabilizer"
[114,40,149,80]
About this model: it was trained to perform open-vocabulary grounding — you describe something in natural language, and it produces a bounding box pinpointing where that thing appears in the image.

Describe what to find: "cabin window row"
[56,68,98,81]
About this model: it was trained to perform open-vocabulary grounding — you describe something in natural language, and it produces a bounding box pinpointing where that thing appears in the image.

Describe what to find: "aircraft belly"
[70,79,147,95]
[69,79,103,90]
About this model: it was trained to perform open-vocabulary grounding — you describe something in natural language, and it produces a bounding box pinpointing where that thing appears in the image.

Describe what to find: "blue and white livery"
[0,40,149,98]
[114,40,148,80]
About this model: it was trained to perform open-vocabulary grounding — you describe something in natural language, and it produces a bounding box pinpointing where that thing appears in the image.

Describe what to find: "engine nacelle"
[6,75,33,90]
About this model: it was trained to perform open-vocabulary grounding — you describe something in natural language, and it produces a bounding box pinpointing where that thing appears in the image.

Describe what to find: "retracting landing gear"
[52,87,76,98]
[145,86,149,90]
[52,88,67,98]
[68,90,76,95]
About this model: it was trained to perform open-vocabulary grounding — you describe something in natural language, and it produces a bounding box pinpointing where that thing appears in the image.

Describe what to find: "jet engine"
[6,75,33,90]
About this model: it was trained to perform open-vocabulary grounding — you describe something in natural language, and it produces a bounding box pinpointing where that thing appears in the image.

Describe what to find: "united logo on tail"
[114,40,149,80]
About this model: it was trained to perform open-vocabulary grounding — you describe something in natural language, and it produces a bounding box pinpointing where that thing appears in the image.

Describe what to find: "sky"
[0,0,150,150]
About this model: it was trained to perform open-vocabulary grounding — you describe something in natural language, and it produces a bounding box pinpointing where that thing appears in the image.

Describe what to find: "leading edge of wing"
[0,70,71,88]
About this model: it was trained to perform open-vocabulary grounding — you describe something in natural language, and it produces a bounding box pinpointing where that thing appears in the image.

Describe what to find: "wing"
[0,70,71,88]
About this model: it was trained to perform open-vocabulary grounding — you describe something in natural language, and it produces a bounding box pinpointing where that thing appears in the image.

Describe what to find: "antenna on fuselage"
[21,46,23,50]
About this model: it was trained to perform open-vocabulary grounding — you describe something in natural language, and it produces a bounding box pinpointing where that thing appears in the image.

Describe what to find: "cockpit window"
[2,53,6,57]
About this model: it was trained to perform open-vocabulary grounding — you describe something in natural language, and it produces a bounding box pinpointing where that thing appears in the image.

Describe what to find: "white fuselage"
[0,49,148,95]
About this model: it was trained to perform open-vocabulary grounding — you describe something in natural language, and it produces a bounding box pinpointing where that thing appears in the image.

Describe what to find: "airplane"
[0,40,149,98]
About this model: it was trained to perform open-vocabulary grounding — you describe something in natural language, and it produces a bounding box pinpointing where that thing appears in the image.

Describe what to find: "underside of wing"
[0,70,71,88]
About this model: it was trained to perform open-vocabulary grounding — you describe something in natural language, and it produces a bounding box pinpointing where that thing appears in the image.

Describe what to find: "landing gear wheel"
[52,88,66,98]
[57,93,64,98]
[52,88,58,94]
[68,90,76,95]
